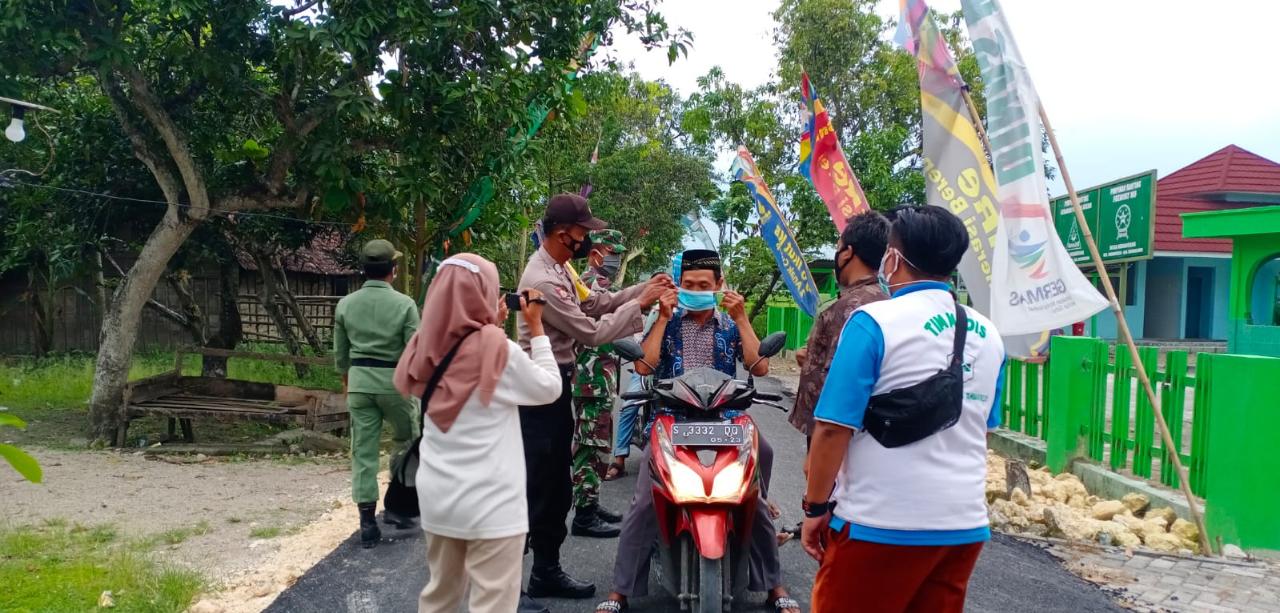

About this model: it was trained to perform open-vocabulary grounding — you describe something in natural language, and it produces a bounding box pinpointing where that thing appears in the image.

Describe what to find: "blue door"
[1185,267,1215,339]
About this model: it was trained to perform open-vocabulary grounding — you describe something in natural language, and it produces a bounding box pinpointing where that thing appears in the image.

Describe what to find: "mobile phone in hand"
[505,292,523,312]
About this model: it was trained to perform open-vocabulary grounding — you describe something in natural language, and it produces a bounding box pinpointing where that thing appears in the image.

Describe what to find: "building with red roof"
[1092,145,1280,341]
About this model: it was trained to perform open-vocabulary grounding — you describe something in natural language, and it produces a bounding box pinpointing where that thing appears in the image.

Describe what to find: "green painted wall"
[1204,354,1280,552]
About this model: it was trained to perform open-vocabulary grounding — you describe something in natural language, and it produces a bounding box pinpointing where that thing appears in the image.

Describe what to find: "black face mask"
[834,246,851,285]
[564,232,594,260]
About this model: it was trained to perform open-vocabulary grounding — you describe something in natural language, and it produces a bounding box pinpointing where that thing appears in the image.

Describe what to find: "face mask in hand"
[678,289,720,312]
[599,254,622,280]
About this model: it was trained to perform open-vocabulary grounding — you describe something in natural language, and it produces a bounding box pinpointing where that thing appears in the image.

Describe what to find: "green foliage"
[0,522,204,613]
[0,413,42,483]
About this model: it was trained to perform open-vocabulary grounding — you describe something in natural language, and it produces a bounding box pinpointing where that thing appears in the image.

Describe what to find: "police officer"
[333,239,420,549]
[570,229,628,539]
[517,194,672,605]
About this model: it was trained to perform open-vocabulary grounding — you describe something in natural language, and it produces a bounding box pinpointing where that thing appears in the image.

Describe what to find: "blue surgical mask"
[678,289,720,312]
[877,249,902,295]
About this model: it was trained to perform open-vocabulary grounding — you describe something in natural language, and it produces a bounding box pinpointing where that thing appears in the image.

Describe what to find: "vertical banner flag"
[797,74,871,232]
[896,0,999,319]
[731,146,821,317]
[960,0,1107,335]
[682,211,718,250]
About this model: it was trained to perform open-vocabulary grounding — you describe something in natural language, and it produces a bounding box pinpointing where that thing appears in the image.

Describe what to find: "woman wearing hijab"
[395,253,563,613]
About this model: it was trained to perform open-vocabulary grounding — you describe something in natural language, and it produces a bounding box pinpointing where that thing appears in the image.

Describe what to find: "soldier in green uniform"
[571,229,628,538]
[334,239,420,549]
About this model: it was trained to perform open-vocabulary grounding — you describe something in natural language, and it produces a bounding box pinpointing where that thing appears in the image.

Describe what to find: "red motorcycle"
[614,333,787,613]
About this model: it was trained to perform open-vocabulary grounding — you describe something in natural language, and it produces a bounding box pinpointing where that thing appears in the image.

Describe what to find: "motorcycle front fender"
[687,508,729,560]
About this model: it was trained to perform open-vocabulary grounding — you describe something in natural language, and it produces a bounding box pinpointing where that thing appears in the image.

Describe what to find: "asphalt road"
[268,376,1123,613]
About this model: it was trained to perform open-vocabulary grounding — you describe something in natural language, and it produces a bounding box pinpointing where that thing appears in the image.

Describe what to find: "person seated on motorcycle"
[596,249,800,613]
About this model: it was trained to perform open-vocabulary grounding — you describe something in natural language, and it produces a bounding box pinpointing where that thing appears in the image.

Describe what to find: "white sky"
[611,0,1280,197]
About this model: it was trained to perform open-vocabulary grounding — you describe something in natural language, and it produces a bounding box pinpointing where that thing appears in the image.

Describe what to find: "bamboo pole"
[961,86,993,155]
[1039,104,1213,556]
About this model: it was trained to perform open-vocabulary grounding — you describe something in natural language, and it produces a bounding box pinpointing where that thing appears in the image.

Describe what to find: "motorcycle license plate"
[670,422,744,446]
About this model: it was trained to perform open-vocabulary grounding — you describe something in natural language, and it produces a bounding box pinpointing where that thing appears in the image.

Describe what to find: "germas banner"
[961,0,1106,335]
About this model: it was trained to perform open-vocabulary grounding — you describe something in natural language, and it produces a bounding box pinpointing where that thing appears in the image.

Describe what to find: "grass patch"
[248,525,283,539]
[0,522,203,613]
[147,521,212,547]
[0,344,343,448]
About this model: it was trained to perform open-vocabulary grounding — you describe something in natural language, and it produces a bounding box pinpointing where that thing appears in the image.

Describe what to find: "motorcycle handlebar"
[620,391,652,401]
[755,392,783,402]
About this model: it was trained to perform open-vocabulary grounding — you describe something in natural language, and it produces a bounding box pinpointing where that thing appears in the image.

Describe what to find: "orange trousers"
[811,526,983,613]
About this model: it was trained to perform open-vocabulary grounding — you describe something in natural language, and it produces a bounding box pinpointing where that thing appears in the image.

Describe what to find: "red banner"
[798,73,871,232]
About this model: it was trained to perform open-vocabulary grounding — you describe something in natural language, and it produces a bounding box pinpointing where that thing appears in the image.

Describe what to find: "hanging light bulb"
[4,105,25,143]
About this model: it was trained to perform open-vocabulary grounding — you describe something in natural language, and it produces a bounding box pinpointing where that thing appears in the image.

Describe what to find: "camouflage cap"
[589,229,627,254]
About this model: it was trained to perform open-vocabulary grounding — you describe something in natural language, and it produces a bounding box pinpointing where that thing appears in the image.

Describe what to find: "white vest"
[832,287,1004,533]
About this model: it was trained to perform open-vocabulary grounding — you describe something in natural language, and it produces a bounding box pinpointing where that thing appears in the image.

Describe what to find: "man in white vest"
[800,206,1006,613]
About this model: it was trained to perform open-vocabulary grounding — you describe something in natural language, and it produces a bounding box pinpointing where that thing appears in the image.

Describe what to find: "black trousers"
[520,364,576,571]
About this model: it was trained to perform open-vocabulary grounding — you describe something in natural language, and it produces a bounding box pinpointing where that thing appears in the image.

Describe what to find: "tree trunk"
[252,251,307,377]
[89,214,199,445]
[27,268,53,358]
[202,258,243,378]
[274,264,323,354]
[747,270,781,324]
[166,270,208,347]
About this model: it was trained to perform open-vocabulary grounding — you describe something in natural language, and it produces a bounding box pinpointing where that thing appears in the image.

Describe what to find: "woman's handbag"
[383,331,476,518]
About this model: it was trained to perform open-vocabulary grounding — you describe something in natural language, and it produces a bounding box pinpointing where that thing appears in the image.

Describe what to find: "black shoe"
[358,502,381,549]
[571,512,621,538]
[528,566,597,599]
[381,509,417,530]
[518,592,551,613]
[595,505,623,524]
[578,502,623,524]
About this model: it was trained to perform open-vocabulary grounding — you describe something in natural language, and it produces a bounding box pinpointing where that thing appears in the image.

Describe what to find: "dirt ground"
[1,448,362,612]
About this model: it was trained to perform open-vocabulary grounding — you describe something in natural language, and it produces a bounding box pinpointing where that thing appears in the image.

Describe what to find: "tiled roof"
[1156,145,1280,253]
[236,230,357,276]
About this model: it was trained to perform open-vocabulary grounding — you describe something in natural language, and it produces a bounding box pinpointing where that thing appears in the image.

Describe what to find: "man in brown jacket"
[790,212,891,444]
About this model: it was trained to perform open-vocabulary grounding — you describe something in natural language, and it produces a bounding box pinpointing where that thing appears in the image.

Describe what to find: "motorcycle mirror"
[613,338,645,362]
[758,332,787,359]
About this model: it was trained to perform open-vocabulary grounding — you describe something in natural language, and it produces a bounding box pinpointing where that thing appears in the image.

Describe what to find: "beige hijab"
[394,253,509,433]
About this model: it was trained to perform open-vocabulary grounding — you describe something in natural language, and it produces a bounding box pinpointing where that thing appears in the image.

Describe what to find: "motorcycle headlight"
[668,460,706,500]
[709,460,745,501]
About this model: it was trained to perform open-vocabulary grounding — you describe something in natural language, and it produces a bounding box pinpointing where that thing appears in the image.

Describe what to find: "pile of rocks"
[985,452,1201,554]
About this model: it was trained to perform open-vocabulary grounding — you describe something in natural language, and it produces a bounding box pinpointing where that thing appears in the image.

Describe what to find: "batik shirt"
[656,309,742,379]
[789,277,887,435]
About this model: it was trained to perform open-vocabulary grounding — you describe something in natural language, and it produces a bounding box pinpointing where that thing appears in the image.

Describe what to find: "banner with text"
[898,0,999,319]
[731,146,821,317]
[798,73,870,232]
[961,0,1107,335]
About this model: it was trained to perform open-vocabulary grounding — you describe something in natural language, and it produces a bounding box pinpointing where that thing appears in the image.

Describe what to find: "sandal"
[777,522,801,547]
[595,599,627,612]
[604,460,627,481]
[768,596,801,613]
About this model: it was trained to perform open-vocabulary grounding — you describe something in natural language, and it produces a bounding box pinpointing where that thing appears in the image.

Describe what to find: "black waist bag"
[383,330,475,519]
[863,300,968,449]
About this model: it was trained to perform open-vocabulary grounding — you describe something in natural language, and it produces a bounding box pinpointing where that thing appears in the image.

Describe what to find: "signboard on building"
[1052,170,1156,267]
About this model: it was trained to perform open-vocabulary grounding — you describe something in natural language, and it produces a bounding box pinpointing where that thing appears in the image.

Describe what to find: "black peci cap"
[543,193,607,231]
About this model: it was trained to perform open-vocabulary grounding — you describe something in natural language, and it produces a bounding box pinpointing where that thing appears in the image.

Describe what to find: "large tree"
[0,0,685,444]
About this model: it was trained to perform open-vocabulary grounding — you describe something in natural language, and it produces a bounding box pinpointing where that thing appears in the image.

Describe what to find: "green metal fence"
[1004,337,1212,496]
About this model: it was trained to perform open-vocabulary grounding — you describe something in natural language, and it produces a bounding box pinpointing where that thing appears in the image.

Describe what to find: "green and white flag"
[961,0,1107,335]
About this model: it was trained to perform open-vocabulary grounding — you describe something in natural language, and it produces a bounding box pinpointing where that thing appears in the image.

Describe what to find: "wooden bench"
[120,348,348,446]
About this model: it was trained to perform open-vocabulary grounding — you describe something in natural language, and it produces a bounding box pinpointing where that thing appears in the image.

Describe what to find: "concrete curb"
[989,430,1205,522]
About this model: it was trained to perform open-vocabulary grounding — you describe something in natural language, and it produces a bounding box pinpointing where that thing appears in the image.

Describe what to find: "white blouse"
[415,335,562,540]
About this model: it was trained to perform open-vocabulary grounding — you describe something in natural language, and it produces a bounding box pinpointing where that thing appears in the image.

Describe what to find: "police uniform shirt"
[517,247,644,365]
